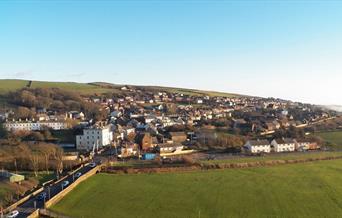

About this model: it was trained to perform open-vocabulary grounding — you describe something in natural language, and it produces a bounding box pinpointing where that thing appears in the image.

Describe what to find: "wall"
[44,165,101,208]
[3,187,44,214]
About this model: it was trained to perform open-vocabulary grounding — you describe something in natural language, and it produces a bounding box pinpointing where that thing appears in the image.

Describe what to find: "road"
[13,163,96,218]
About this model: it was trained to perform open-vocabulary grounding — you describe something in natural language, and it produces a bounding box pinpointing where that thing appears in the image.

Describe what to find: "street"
[14,164,95,218]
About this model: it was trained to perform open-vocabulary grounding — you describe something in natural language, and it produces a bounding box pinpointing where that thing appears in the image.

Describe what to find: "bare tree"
[29,154,40,177]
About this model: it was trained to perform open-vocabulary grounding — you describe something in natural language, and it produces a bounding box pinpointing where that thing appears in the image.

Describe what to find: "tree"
[16,107,32,119]
[37,143,56,174]
[0,123,8,139]
[54,147,64,178]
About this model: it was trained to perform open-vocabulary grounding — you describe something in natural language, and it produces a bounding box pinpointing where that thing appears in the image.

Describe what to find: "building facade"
[271,138,296,152]
[244,140,271,154]
[76,126,113,151]
[4,121,67,131]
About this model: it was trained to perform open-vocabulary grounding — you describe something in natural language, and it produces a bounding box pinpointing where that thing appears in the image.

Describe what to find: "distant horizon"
[1,1,342,105]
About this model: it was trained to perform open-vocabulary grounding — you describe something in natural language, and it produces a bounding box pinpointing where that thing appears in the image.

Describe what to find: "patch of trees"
[6,88,108,121]
[273,126,305,139]
[196,130,245,149]
[0,139,65,177]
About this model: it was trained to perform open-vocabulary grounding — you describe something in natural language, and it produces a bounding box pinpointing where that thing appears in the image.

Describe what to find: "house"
[271,138,296,152]
[118,142,138,157]
[295,140,310,151]
[244,140,271,154]
[136,133,157,151]
[76,125,113,151]
[67,111,85,120]
[156,143,184,154]
[4,121,68,132]
[169,132,187,143]
[295,140,320,151]
[0,170,25,183]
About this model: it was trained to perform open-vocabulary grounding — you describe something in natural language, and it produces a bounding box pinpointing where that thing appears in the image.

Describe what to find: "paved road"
[12,163,96,218]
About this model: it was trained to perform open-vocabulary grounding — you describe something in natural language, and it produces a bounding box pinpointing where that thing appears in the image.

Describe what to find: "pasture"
[316,130,342,146]
[52,159,342,218]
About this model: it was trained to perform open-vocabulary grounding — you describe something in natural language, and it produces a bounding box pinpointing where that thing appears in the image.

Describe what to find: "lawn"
[52,159,342,218]
[316,131,342,146]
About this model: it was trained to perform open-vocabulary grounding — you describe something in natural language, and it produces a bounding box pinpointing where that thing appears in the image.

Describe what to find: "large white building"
[271,138,296,152]
[244,140,271,154]
[4,121,67,132]
[76,125,113,151]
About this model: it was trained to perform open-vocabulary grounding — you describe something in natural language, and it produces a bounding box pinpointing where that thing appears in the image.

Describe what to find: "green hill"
[0,79,240,97]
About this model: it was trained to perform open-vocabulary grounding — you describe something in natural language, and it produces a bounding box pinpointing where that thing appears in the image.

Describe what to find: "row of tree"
[5,87,108,121]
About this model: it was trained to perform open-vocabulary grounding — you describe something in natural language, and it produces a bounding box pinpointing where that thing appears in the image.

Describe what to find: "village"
[0,85,337,164]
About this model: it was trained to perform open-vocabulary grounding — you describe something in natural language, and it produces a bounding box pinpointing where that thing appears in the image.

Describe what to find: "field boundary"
[104,155,342,175]
[44,165,101,208]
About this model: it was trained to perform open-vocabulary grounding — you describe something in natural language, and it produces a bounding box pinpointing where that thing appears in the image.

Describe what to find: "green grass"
[202,151,342,164]
[0,183,13,204]
[20,171,56,184]
[316,131,342,146]
[0,79,240,98]
[52,159,342,218]
[0,79,117,95]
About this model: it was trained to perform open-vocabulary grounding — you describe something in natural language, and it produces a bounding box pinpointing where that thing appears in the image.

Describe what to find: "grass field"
[0,79,239,98]
[316,131,342,146]
[0,79,116,95]
[201,151,342,164]
[52,159,342,218]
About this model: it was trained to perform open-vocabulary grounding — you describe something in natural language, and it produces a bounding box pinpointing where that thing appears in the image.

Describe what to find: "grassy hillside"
[0,79,116,95]
[52,159,342,218]
[0,79,239,97]
[316,130,342,146]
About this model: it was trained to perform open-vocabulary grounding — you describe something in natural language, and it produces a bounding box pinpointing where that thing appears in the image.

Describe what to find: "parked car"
[62,180,70,188]
[37,192,47,201]
[75,172,82,178]
[6,210,19,218]
[89,163,96,168]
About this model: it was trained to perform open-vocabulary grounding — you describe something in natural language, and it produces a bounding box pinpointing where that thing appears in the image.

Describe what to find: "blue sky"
[1,1,342,105]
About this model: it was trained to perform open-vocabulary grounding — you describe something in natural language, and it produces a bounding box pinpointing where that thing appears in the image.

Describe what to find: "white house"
[76,125,113,151]
[244,140,271,154]
[4,121,68,132]
[157,143,184,154]
[271,138,296,152]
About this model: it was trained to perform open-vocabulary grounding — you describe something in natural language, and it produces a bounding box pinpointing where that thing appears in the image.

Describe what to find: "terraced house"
[271,138,296,152]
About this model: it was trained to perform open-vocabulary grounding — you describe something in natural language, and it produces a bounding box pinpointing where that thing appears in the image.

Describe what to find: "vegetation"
[201,151,342,164]
[4,87,108,121]
[52,159,342,218]
[315,130,342,147]
[0,79,239,98]
[0,79,114,95]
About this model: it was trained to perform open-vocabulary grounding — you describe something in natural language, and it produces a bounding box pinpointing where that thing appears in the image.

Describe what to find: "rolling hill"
[0,79,240,97]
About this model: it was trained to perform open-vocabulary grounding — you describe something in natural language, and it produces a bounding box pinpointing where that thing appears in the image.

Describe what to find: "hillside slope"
[0,79,240,97]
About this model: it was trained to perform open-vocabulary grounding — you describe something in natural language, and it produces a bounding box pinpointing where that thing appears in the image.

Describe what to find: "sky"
[0,1,342,105]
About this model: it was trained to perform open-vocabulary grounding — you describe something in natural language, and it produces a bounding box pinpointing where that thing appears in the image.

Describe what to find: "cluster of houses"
[1,85,336,160]
[244,138,320,154]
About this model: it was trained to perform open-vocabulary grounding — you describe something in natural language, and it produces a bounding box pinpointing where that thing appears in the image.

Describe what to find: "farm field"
[316,130,342,146]
[52,159,342,218]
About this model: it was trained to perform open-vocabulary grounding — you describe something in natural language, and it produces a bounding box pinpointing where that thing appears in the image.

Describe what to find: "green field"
[52,159,342,218]
[202,151,342,164]
[0,79,116,95]
[316,131,342,146]
[0,79,239,98]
